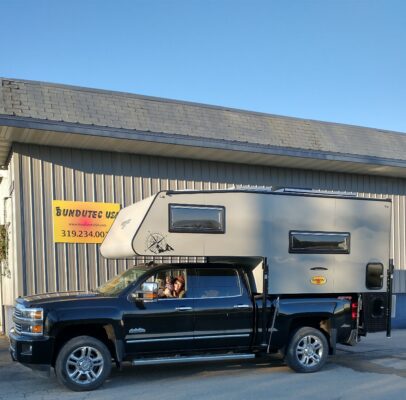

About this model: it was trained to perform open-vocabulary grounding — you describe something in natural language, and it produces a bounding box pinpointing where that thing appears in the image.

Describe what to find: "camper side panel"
[131,192,391,295]
[267,196,390,294]
[267,195,336,294]
[333,199,391,293]
[132,192,268,257]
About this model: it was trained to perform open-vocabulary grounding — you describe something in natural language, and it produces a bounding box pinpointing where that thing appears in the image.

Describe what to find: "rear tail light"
[351,301,358,320]
[338,296,358,321]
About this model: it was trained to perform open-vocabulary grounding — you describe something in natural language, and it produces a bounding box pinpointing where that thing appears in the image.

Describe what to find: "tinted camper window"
[366,263,384,290]
[169,204,225,233]
[289,231,350,254]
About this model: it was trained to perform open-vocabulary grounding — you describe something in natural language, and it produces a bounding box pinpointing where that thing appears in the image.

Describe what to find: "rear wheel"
[285,327,328,373]
[55,335,112,391]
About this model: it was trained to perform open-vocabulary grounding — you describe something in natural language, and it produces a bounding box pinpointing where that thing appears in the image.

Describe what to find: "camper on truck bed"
[9,189,394,391]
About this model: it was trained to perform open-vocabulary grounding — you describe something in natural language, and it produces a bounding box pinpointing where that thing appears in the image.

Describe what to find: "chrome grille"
[14,307,22,319]
[14,322,22,335]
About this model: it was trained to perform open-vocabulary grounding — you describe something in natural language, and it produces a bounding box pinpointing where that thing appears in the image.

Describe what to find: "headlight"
[13,305,44,336]
[17,322,43,335]
[20,308,43,320]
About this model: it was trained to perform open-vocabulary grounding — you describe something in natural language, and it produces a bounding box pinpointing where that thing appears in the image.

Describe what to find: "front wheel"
[55,335,112,391]
[285,327,328,373]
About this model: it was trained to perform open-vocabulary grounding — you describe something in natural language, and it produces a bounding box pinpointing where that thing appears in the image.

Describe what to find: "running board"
[132,353,255,366]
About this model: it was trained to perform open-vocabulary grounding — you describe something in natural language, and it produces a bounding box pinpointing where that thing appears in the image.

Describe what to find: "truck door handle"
[175,307,193,311]
[234,304,250,309]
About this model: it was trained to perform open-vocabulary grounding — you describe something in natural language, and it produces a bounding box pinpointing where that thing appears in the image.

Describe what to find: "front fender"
[46,306,123,338]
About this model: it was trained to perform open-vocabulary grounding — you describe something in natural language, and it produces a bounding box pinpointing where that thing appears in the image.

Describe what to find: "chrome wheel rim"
[295,335,323,367]
[65,346,104,385]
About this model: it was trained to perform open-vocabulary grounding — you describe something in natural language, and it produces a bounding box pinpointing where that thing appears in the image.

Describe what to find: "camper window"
[289,231,350,254]
[169,204,225,233]
[366,263,384,290]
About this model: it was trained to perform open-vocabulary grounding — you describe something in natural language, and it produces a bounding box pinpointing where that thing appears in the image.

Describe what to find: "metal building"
[1,77,406,332]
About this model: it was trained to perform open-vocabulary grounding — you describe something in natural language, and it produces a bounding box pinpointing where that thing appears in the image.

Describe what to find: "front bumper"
[9,327,54,367]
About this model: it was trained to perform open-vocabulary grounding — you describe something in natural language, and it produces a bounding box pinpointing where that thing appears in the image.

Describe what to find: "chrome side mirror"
[131,282,159,302]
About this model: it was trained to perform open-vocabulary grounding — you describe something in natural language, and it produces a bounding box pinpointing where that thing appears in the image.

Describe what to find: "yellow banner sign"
[53,200,121,243]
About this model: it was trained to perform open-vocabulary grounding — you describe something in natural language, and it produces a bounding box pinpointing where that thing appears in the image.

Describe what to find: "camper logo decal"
[121,219,132,229]
[311,276,327,285]
[145,232,174,254]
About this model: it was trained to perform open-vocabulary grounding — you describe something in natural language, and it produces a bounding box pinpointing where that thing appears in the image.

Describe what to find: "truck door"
[123,267,194,356]
[190,267,254,351]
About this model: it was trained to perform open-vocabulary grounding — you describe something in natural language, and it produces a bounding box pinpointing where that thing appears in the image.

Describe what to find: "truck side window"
[151,269,188,299]
[192,268,242,298]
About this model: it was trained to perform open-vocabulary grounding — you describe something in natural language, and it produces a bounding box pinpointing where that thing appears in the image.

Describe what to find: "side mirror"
[131,282,159,302]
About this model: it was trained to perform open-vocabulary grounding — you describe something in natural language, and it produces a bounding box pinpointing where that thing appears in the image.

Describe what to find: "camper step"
[131,353,256,366]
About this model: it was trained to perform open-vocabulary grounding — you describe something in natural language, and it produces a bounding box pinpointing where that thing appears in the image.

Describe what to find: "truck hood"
[16,291,104,307]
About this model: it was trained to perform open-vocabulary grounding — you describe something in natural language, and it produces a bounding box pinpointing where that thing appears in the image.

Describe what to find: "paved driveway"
[1,331,406,400]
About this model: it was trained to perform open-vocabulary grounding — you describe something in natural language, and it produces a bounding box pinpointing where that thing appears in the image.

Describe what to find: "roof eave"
[1,115,406,178]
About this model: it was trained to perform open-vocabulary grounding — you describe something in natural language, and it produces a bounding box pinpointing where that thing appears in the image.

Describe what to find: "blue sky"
[1,0,405,132]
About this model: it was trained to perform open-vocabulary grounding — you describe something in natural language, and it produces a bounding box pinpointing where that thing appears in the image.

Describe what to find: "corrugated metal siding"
[12,143,406,295]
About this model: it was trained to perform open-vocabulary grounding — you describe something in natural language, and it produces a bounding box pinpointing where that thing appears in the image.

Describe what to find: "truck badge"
[311,276,327,285]
[129,328,146,334]
[145,232,174,254]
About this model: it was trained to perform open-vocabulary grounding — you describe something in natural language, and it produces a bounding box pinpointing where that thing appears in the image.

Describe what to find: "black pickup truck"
[9,262,360,391]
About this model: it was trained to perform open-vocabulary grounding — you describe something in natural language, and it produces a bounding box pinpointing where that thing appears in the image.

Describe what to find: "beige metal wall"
[8,142,406,298]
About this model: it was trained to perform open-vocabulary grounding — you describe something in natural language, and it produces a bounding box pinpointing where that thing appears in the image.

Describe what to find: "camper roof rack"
[229,185,274,193]
[273,187,357,197]
[272,187,357,197]
[166,186,357,197]
[230,185,357,197]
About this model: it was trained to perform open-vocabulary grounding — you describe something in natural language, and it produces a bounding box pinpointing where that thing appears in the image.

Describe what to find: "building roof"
[1,77,406,177]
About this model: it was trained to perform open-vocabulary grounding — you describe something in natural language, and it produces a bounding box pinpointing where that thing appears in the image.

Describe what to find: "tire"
[55,335,112,391]
[285,327,328,373]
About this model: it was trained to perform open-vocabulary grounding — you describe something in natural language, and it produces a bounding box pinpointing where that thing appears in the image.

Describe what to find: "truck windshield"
[96,267,148,295]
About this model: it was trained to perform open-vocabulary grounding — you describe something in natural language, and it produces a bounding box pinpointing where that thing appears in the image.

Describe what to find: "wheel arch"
[287,315,335,355]
[51,323,120,367]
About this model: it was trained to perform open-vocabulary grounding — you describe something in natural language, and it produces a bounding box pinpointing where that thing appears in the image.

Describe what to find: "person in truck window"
[162,275,186,298]
[173,275,186,298]
[164,276,174,297]
[156,278,166,298]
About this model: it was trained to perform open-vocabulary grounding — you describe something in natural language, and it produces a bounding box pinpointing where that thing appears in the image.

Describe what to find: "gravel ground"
[1,330,406,400]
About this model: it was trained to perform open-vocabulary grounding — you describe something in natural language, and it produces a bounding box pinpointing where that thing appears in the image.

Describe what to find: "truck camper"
[10,189,394,391]
[101,188,392,296]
